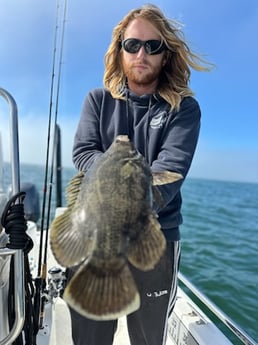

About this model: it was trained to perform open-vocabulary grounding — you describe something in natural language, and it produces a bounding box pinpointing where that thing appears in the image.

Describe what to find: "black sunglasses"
[121,38,167,55]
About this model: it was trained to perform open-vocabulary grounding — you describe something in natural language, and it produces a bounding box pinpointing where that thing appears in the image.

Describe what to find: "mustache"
[132,59,150,66]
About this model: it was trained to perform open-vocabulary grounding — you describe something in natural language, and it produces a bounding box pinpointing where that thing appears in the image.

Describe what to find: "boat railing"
[0,87,25,345]
[178,272,257,345]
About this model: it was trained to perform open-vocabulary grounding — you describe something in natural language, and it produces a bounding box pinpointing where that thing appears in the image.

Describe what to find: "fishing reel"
[47,266,66,299]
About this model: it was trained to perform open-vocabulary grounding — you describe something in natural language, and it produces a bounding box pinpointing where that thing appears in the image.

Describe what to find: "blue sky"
[0,0,257,183]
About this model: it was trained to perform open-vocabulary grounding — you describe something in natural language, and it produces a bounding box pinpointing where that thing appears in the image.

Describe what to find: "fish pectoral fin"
[127,214,166,271]
[152,171,183,186]
[64,261,140,321]
[50,208,90,267]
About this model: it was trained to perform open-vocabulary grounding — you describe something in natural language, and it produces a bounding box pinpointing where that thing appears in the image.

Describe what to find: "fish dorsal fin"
[66,171,85,207]
[152,171,183,186]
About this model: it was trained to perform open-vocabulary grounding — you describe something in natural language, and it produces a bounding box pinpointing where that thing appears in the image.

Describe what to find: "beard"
[122,59,162,86]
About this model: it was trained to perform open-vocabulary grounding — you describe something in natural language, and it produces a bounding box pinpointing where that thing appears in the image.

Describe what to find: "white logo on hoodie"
[150,111,167,129]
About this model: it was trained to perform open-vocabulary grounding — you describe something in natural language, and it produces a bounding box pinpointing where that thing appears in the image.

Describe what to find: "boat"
[0,86,257,344]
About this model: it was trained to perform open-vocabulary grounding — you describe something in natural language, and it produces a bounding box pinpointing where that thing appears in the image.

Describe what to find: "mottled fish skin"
[50,135,183,320]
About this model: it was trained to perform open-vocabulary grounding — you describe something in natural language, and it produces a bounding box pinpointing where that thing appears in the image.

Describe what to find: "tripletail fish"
[50,135,183,320]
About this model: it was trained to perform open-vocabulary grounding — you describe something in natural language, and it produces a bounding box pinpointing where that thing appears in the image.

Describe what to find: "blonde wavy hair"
[103,4,213,110]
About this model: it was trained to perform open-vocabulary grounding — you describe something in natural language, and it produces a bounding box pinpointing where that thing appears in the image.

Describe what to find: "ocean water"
[2,163,258,343]
[180,178,258,343]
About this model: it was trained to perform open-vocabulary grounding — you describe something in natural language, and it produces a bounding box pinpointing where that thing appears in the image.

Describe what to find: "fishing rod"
[42,0,67,294]
[37,0,60,282]
[34,0,67,336]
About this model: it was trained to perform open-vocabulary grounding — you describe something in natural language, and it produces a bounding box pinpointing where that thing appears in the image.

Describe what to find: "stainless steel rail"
[0,87,20,194]
[0,87,25,345]
[178,272,257,345]
[0,249,24,345]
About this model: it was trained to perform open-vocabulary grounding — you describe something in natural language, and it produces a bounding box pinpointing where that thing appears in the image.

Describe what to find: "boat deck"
[43,298,138,345]
[42,297,173,345]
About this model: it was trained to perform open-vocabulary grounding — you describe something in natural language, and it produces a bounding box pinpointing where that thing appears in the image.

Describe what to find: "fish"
[50,135,183,321]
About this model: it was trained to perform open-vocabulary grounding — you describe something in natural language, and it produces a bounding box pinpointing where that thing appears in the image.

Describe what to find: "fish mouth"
[114,135,141,159]
[115,135,130,143]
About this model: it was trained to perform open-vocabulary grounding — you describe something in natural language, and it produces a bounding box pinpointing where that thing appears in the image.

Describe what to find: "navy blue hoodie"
[73,88,201,241]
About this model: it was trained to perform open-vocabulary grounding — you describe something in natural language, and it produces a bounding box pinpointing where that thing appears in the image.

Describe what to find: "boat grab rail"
[178,272,257,345]
[0,88,20,194]
[0,249,24,345]
[0,87,25,345]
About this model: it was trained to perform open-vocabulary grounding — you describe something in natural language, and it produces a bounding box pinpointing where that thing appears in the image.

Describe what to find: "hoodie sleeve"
[73,90,104,171]
[151,97,201,213]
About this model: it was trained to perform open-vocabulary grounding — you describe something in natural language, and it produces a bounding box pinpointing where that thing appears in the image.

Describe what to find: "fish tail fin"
[127,214,166,271]
[64,260,140,320]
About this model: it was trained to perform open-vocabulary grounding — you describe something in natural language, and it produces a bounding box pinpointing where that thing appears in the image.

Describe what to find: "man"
[71,4,211,345]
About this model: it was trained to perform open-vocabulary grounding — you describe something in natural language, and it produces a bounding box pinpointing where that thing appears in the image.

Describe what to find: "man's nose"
[136,46,147,58]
